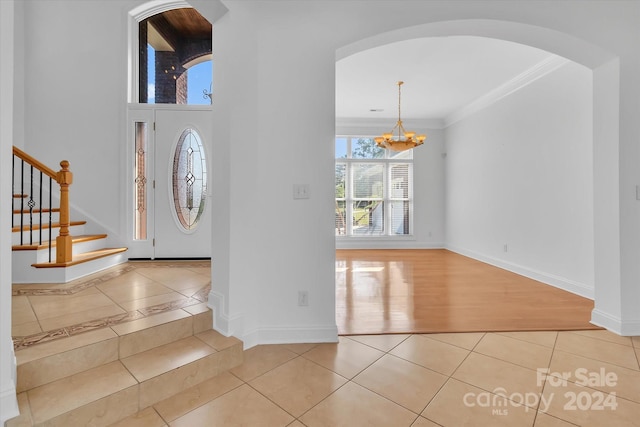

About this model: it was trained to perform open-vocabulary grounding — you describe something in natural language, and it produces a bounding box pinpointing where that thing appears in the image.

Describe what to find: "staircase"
[11,146,127,283]
[7,304,243,426]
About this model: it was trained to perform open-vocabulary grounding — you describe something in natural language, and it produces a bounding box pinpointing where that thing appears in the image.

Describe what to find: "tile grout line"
[13,287,210,350]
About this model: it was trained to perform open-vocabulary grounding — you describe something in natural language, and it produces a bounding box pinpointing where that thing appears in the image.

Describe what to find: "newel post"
[56,160,73,263]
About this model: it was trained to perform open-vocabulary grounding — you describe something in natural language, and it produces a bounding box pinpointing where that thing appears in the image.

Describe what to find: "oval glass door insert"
[172,128,207,230]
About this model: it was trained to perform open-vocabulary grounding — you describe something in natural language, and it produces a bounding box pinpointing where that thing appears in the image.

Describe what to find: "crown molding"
[444,55,570,128]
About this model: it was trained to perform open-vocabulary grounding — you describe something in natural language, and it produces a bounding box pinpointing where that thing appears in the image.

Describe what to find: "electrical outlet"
[298,290,309,306]
[504,244,508,252]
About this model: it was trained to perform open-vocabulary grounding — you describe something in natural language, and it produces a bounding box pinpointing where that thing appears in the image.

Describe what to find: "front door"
[127,106,212,259]
[154,108,212,258]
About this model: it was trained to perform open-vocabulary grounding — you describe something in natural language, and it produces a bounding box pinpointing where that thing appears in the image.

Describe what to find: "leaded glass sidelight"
[172,128,207,230]
[134,122,148,240]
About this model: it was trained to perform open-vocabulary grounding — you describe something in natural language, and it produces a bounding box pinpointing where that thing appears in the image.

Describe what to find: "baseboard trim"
[591,309,640,336]
[241,325,339,350]
[445,245,594,299]
[1,339,19,424]
[336,241,445,250]
[208,290,244,339]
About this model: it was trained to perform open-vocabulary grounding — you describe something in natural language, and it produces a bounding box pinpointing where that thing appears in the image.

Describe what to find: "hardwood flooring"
[336,249,599,335]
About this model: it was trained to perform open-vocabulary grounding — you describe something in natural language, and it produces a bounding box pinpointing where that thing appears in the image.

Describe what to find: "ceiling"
[336,36,555,122]
[159,8,211,39]
[146,8,211,52]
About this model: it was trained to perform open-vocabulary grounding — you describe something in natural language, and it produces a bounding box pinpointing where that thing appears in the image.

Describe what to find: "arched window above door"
[138,8,212,105]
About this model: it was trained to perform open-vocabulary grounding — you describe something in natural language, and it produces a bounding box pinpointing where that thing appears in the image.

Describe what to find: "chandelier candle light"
[374,81,426,151]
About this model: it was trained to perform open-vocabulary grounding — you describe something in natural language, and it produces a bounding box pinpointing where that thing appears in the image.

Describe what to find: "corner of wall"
[0,341,19,424]
[208,289,245,341]
[240,325,339,350]
[591,309,640,336]
[208,288,338,349]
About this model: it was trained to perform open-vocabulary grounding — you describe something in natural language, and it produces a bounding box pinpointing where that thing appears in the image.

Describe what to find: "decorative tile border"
[12,260,210,296]
[12,261,212,350]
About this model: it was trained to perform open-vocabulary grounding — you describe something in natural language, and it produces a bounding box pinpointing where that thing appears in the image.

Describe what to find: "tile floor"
[11,261,211,350]
[10,262,640,426]
[110,330,640,426]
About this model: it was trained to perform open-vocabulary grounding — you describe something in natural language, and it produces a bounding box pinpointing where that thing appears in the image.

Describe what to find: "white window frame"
[335,136,414,238]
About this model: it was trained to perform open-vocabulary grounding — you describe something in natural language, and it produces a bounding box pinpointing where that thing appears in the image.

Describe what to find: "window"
[134,122,148,240]
[335,137,413,237]
[138,8,212,105]
[172,128,208,231]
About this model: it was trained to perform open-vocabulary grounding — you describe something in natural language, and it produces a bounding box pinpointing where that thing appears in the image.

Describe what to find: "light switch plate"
[293,184,310,199]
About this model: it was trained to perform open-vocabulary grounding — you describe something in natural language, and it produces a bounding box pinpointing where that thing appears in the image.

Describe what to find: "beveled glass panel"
[134,122,147,240]
[172,128,207,230]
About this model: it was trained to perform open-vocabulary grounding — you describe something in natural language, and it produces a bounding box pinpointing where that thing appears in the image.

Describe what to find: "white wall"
[20,0,131,241]
[445,61,594,297]
[1,0,20,422]
[209,2,339,347]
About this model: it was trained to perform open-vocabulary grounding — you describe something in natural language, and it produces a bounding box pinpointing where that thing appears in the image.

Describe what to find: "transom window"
[335,137,413,237]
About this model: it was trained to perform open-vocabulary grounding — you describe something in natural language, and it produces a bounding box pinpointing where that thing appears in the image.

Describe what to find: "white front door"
[154,108,212,258]
[127,106,212,259]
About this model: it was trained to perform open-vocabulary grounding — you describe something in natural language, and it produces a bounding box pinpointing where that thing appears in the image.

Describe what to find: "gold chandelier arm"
[376,80,426,151]
[397,81,403,124]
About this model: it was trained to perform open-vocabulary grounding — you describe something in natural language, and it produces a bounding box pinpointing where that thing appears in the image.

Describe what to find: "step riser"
[14,309,243,427]
[12,237,109,265]
[11,224,85,246]
[13,212,60,226]
[12,251,127,283]
[17,336,119,393]
[39,384,138,427]
[16,310,214,392]
[41,238,108,263]
[27,343,242,427]
[138,351,222,409]
[119,316,193,359]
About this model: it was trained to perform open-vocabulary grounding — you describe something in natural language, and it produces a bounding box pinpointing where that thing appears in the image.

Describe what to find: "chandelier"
[374,81,426,151]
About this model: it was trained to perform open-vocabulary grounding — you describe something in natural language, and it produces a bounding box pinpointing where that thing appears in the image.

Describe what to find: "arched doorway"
[127,2,214,259]
[335,19,620,333]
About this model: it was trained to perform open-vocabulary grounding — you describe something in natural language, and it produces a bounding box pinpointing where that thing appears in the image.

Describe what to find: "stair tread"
[27,361,137,425]
[11,220,85,232]
[16,328,118,364]
[12,234,108,251]
[121,336,216,383]
[32,247,128,268]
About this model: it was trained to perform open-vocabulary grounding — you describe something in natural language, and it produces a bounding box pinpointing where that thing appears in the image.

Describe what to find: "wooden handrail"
[12,146,57,180]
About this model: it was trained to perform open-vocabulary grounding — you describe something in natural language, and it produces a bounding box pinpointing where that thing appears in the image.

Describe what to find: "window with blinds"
[335,137,413,237]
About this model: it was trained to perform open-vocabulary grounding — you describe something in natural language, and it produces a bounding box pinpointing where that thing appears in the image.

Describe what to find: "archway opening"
[334,19,620,334]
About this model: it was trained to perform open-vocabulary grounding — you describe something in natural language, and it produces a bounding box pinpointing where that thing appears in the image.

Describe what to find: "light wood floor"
[336,249,600,335]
